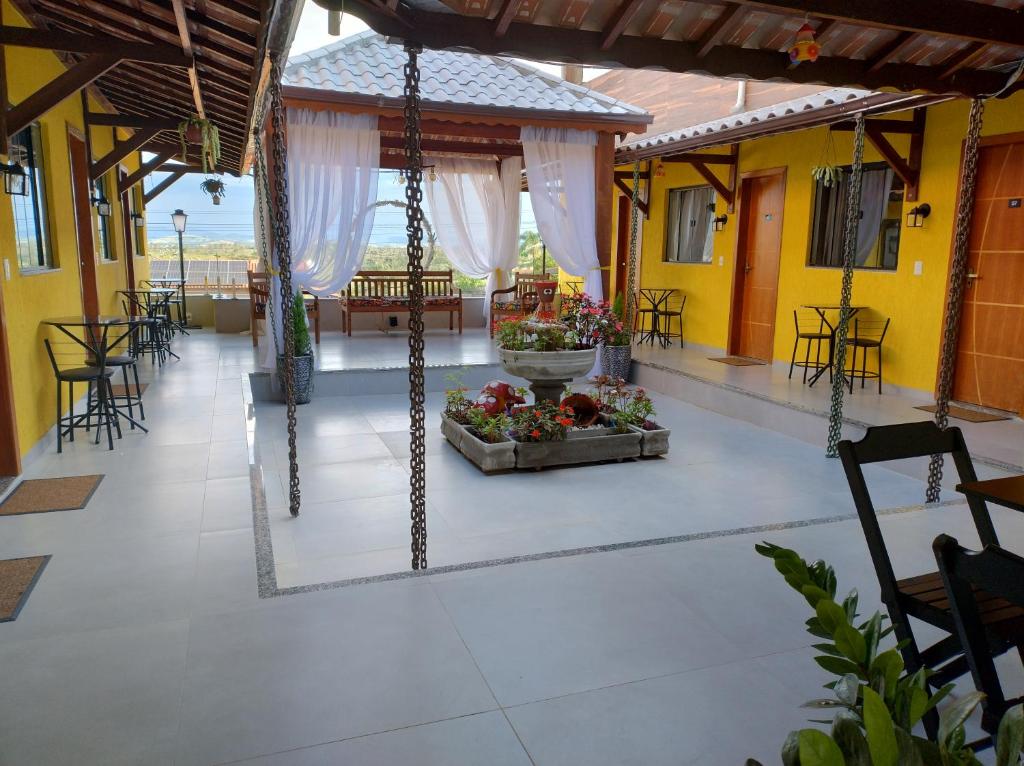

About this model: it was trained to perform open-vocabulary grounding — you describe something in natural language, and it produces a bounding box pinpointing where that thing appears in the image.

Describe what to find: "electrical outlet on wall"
[913,260,923,276]
[3,259,10,281]
[718,256,724,266]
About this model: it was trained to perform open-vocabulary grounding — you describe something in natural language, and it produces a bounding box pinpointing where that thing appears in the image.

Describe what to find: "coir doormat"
[0,555,50,621]
[709,356,767,367]
[914,404,1011,424]
[0,475,103,516]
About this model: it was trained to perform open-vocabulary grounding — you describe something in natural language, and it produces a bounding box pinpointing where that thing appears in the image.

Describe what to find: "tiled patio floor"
[0,330,1020,765]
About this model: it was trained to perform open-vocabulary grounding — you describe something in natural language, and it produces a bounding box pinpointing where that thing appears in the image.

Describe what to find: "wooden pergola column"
[595,132,614,301]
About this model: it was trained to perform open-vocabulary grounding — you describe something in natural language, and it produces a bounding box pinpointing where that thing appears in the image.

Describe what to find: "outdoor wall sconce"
[906,203,931,228]
[713,214,728,232]
[2,161,28,196]
[132,212,146,228]
[91,191,111,217]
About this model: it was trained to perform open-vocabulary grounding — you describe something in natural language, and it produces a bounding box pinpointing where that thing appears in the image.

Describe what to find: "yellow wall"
[0,0,150,460]
[618,92,1024,394]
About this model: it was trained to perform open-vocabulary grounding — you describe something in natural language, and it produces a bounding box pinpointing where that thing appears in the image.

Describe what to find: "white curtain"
[260,108,380,367]
[425,156,522,321]
[855,167,894,266]
[521,127,603,299]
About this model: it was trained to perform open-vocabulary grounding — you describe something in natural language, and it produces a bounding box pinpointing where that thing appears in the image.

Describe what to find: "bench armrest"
[490,285,516,301]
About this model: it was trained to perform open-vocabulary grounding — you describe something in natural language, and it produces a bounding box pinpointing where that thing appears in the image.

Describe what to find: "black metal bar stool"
[789,309,832,384]
[845,316,890,394]
[43,338,119,453]
[87,322,145,428]
[657,294,686,348]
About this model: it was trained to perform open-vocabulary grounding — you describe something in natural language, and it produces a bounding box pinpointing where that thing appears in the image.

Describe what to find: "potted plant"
[200,177,226,206]
[277,291,314,405]
[458,407,516,471]
[589,376,669,455]
[600,292,632,380]
[177,115,221,173]
[494,318,597,404]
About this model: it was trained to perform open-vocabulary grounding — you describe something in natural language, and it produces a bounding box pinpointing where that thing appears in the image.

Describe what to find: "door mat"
[709,356,767,367]
[0,476,13,497]
[109,383,148,397]
[0,475,103,516]
[0,555,50,621]
[914,404,1011,423]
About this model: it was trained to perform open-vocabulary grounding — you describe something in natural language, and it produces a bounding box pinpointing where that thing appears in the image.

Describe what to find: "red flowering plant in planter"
[587,376,659,432]
[560,293,617,349]
[510,401,575,442]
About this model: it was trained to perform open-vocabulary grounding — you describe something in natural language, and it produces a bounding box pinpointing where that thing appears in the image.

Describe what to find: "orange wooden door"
[953,139,1024,415]
[732,172,785,361]
[68,132,99,316]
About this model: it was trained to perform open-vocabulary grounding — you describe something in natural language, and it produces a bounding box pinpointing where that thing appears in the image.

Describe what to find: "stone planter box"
[440,414,515,472]
[566,424,616,440]
[629,423,671,456]
[514,430,641,469]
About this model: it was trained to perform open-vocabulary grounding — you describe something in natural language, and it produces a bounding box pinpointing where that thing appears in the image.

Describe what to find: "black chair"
[631,291,655,342]
[658,294,686,348]
[934,535,1024,740]
[44,338,119,452]
[839,421,1015,737]
[845,316,890,394]
[789,309,831,384]
[87,323,145,428]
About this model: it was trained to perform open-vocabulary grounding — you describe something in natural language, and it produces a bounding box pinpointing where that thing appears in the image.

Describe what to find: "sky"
[144,0,606,249]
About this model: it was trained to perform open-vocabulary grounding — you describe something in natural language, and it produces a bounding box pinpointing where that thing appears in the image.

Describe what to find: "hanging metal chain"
[404,42,428,570]
[268,56,301,517]
[252,130,279,358]
[825,113,866,458]
[927,98,985,502]
[625,159,641,330]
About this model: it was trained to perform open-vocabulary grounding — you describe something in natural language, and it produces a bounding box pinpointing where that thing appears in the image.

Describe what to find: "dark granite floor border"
[242,366,965,598]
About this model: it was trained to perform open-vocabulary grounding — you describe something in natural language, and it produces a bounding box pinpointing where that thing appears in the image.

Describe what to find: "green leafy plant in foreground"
[747,542,1024,766]
[290,291,312,357]
[465,407,510,444]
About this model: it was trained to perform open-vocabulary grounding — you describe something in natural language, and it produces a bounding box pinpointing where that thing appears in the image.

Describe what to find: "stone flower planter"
[629,422,671,456]
[440,414,515,472]
[514,430,641,469]
[498,347,597,403]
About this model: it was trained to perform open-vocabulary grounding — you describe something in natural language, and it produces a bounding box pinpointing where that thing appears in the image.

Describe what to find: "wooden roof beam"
[117,149,177,195]
[939,42,990,79]
[661,151,737,165]
[91,127,162,180]
[493,0,522,37]
[0,25,192,66]
[171,0,206,118]
[143,168,187,204]
[86,112,181,131]
[601,0,648,50]
[866,32,918,74]
[5,53,121,137]
[730,0,1024,49]
[695,3,746,58]
[380,136,523,155]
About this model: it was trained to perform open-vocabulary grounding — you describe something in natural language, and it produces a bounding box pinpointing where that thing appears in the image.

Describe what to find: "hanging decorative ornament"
[788,22,820,65]
[395,169,406,185]
[654,162,665,178]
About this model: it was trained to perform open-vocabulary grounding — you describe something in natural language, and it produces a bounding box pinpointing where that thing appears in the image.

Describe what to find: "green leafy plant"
[465,407,510,444]
[748,542,1024,766]
[510,401,574,442]
[612,291,625,320]
[199,177,226,205]
[290,291,311,357]
[443,370,472,424]
[495,319,570,352]
[177,115,221,173]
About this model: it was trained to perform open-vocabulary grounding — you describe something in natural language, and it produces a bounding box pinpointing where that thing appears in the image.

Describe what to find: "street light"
[171,209,190,327]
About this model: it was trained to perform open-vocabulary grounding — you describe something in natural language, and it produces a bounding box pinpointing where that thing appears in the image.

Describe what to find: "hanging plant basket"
[177,115,221,173]
[811,130,843,188]
[200,177,226,206]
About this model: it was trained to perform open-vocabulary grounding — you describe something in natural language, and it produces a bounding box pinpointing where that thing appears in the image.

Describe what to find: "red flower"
[530,429,541,439]
[534,410,542,417]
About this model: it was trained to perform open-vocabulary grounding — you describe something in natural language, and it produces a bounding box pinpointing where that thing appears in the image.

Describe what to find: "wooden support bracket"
[844,108,927,202]
[117,149,176,195]
[143,169,186,204]
[613,176,649,217]
[90,127,160,180]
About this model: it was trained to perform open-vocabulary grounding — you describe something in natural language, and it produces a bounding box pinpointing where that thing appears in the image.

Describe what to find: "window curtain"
[424,156,522,322]
[521,127,603,299]
[855,167,894,266]
[667,187,715,263]
[259,108,380,367]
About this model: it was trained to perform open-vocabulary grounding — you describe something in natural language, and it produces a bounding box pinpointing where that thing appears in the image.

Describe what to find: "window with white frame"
[664,185,715,264]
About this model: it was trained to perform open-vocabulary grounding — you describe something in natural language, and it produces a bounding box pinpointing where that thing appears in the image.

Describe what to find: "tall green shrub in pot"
[277,291,314,404]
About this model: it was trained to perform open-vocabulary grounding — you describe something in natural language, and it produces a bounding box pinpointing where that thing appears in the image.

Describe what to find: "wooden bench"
[489,272,553,335]
[340,270,463,336]
[247,270,320,348]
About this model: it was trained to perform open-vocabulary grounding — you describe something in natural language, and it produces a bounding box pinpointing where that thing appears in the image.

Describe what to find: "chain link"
[404,43,428,571]
[625,160,641,331]
[825,113,865,458]
[268,57,301,518]
[252,131,279,358]
[926,98,985,501]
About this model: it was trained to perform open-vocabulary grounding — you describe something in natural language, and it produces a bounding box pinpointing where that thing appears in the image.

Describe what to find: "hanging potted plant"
[811,130,843,188]
[200,177,226,206]
[600,292,632,380]
[277,291,315,405]
[177,115,221,173]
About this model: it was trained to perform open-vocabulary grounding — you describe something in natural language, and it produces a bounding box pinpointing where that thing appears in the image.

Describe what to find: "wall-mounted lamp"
[132,212,146,229]
[713,214,729,232]
[906,203,931,228]
[91,192,111,217]
[2,161,28,196]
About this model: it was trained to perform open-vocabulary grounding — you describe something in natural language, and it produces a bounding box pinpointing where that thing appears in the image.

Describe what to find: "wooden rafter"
[939,42,990,79]
[0,25,192,65]
[600,0,647,50]
[866,32,918,74]
[86,112,179,131]
[90,127,160,180]
[117,149,176,195]
[695,2,746,58]
[171,0,206,118]
[661,151,737,165]
[493,0,522,36]
[143,168,187,204]
[6,54,120,137]
[380,135,522,155]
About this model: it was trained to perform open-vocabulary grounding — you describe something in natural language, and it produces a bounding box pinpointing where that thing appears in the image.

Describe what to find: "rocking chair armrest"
[490,285,517,301]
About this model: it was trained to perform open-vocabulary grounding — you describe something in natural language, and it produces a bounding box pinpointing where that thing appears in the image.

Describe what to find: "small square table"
[957,476,1024,514]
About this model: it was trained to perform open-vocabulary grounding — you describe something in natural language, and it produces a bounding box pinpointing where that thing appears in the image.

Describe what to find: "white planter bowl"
[498,347,596,382]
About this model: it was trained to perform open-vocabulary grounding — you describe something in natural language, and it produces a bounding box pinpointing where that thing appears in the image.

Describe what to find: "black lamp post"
[171,209,189,325]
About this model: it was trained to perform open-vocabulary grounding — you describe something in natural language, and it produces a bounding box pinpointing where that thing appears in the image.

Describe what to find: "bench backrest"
[345,270,459,298]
